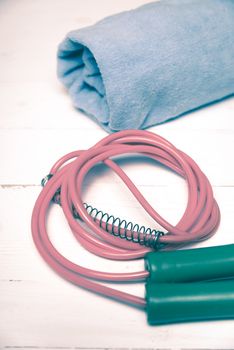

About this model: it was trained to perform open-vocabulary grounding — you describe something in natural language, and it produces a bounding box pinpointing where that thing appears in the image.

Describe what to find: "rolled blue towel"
[57,0,234,132]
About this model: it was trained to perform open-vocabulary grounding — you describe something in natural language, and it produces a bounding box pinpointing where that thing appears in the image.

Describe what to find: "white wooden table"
[1,1,234,349]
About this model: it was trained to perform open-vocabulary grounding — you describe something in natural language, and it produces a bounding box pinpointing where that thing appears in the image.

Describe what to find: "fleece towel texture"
[57,0,234,132]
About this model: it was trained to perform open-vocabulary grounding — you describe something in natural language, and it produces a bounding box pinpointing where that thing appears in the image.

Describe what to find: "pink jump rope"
[31,130,220,309]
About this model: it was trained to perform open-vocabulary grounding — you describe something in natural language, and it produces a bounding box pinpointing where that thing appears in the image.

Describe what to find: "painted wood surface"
[0,0,234,349]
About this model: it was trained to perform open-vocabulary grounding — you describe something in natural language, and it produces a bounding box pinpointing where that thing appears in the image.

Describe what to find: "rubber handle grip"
[145,244,234,283]
[146,280,234,325]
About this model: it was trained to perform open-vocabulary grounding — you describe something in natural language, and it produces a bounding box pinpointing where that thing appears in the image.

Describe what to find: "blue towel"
[57,0,234,132]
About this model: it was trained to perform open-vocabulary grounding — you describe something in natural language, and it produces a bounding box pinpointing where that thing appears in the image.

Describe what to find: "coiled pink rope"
[31,130,220,308]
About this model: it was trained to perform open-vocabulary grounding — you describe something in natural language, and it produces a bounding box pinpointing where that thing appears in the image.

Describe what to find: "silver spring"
[41,176,165,250]
[83,202,164,250]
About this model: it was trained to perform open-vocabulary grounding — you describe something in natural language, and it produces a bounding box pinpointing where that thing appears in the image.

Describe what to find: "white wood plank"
[0,128,233,187]
[0,0,154,87]
[1,0,234,348]
[0,0,153,85]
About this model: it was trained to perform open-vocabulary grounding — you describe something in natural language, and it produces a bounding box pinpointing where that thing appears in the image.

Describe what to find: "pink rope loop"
[31,130,220,307]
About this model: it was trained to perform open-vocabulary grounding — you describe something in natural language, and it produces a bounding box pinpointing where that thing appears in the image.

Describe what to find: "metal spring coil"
[44,180,164,250]
[81,203,164,249]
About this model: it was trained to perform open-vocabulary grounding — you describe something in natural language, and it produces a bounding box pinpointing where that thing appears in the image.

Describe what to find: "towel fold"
[57,0,234,132]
